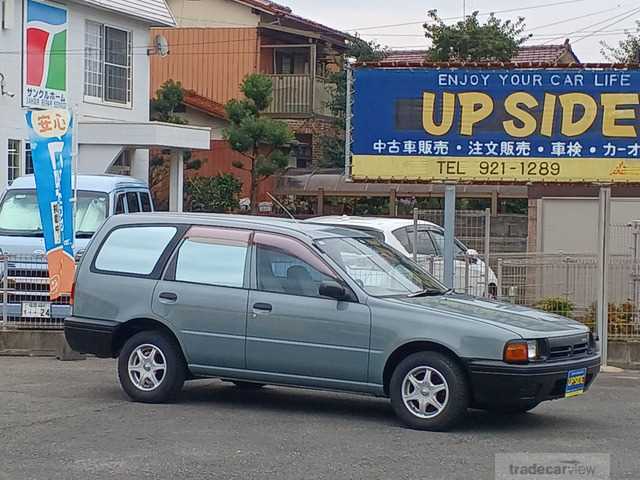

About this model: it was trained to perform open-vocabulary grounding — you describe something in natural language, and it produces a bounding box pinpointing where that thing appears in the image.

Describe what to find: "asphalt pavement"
[0,357,638,480]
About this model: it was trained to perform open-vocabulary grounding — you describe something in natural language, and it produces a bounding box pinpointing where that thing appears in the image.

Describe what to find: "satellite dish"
[154,35,169,57]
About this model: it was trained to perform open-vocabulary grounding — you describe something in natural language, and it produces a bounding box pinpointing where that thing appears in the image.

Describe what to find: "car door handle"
[159,292,178,303]
[252,302,272,313]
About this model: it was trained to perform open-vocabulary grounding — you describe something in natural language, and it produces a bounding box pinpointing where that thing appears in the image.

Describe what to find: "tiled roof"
[79,0,175,26]
[235,0,349,40]
[383,40,580,65]
[183,91,227,120]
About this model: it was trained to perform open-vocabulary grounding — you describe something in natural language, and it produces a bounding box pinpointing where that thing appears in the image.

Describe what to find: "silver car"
[65,213,600,431]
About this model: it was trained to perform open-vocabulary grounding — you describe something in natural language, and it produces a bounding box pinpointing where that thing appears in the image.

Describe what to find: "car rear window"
[94,226,177,275]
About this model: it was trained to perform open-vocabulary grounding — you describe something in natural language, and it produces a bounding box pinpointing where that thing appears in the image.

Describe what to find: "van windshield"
[0,190,109,238]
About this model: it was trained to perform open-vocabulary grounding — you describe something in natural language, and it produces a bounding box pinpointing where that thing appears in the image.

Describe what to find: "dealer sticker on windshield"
[565,368,587,398]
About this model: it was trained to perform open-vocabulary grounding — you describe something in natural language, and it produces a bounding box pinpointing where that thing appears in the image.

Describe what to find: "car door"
[151,226,251,369]
[246,232,371,383]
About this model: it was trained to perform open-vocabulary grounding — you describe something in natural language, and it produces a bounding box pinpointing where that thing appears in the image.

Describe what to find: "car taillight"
[70,280,75,305]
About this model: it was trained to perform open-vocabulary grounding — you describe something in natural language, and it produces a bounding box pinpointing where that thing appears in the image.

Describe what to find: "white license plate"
[21,302,51,318]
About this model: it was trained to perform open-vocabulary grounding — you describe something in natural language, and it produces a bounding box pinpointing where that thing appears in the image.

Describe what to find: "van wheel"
[118,331,186,403]
[389,352,469,431]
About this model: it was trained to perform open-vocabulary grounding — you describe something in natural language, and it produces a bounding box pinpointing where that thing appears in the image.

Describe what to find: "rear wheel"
[118,331,186,403]
[389,351,469,431]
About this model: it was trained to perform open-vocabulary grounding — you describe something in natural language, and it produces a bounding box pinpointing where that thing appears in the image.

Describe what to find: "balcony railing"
[265,74,335,117]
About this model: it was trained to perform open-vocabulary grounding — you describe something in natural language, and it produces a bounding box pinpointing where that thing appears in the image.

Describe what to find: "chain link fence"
[0,254,72,329]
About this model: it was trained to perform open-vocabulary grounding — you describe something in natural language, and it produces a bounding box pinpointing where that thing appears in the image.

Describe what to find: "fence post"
[497,257,503,302]
[484,208,491,297]
[2,254,8,328]
[412,208,418,263]
[464,254,470,295]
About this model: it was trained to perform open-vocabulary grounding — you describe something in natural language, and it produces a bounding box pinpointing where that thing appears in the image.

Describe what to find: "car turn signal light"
[504,341,529,363]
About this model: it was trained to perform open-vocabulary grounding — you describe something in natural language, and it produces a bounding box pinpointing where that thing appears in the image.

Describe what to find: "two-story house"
[0,0,209,209]
[149,0,350,206]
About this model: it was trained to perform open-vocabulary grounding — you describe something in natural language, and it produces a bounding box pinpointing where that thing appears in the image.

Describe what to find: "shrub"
[534,297,575,317]
[185,174,242,213]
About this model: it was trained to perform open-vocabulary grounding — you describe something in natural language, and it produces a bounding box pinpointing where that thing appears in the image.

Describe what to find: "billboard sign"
[352,68,640,183]
[25,109,75,300]
[23,0,68,109]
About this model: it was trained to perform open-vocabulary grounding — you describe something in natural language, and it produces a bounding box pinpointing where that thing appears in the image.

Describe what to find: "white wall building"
[0,0,209,207]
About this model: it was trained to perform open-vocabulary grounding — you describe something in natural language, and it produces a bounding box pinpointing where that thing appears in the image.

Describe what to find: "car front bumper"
[466,354,601,408]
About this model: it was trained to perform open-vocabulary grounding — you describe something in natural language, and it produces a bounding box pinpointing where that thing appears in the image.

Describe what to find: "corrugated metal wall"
[150,27,259,105]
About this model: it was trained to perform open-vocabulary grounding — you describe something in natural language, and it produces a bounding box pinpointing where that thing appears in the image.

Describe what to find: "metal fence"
[0,254,72,330]
[412,210,640,340]
[412,209,494,297]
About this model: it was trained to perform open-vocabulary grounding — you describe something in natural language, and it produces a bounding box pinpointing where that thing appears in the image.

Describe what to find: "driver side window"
[254,233,340,299]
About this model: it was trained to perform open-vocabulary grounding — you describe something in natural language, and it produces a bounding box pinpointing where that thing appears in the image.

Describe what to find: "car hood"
[383,293,589,338]
[0,235,91,255]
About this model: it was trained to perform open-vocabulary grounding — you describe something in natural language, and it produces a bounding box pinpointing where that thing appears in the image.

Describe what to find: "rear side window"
[174,227,250,288]
[94,226,177,275]
[115,194,125,214]
[140,192,152,212]
[126,192,140,213]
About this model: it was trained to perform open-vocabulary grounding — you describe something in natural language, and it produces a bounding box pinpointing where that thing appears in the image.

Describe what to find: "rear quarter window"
[94,226,177,275]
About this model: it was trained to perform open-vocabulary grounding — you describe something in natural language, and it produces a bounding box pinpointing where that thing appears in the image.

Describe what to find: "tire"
[230,381,266,389]
[389,351,469,431]
[484,402,540,414]
[118,330,186,403]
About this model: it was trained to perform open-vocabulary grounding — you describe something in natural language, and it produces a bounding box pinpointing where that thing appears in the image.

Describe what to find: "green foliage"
[601,21,640,62]
[424,10,530,62]
[150,80,187,124]
[224,74,294,213]
[320,36,387,168]
[534,297,575,318]
[185,174,242,213]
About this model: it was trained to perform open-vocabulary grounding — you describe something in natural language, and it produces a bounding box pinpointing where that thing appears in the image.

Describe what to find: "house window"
[25,142,33,175]
[7,140,20,185]
[294,134,312,169]
[84,21,132,105]
[107,150,131,175]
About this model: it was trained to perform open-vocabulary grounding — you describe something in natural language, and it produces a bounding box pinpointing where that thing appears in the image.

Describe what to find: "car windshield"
[0,189,109,238]
[316,236,447,297]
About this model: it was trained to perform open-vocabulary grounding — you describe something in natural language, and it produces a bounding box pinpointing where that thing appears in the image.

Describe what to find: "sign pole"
[596,185,611,368]
[344,63,353,181]
[443,183,456,289]
[71,106,78,254]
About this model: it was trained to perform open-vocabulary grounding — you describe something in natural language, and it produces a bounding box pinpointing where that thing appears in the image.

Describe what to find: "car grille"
[547,334,593,360]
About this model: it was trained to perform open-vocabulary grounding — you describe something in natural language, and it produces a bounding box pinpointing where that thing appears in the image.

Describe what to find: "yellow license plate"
[565,368,587,398]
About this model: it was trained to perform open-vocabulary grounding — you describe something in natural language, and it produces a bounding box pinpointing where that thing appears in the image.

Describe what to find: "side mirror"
[319,280,348,301]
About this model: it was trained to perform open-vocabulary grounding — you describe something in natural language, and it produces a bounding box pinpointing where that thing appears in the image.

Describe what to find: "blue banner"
[25,109,75,299]
[352,68,640,182]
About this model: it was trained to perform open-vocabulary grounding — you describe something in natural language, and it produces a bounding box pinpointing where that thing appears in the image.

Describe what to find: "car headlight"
[504,339,541,363]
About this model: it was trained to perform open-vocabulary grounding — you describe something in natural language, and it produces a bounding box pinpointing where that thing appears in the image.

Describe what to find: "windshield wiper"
[408,288,449,298]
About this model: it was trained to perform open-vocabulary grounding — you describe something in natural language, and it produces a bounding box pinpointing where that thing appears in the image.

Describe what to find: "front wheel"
[389,352,469,431]
[118,331,186,403]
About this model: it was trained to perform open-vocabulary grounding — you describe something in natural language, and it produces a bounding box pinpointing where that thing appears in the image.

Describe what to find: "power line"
[345,0,588,31]
[571,6,640,45]
[542,5,640,44]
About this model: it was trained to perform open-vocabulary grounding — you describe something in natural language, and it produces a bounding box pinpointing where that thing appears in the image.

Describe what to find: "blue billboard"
[351,68,640,182]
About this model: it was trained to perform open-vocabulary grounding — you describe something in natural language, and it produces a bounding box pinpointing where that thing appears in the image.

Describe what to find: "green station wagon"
[65,213,600,430]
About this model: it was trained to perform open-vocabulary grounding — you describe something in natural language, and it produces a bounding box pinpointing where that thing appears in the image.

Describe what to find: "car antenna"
[266,192,298,222]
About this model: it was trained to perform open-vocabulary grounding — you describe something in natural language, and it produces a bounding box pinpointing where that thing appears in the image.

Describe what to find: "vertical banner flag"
[25,109,75,300]
[23,0,68,109]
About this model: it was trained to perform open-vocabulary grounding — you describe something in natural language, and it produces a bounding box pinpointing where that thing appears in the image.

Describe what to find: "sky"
[282,0,640,62]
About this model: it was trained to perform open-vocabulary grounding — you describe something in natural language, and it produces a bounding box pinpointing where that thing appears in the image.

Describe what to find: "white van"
[0,174,153,322]
[308,216,497,297]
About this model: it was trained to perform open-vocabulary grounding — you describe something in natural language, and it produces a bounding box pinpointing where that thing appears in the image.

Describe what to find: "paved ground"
[0,357,638,480]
